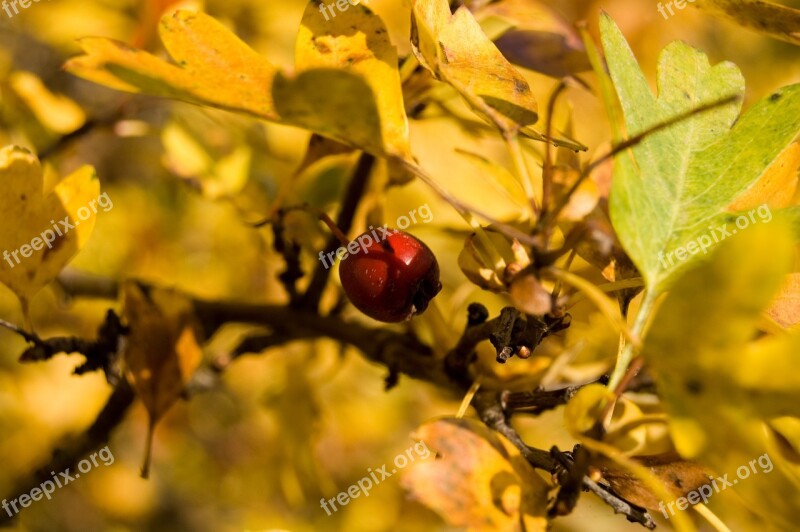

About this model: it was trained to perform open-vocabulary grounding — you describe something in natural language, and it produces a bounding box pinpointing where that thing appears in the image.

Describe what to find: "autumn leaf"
[123,282,203,478]
[294,0,410,159]
[0,146,99,320]
[65,8,411,159]
[592,452,713,511]
[695,0,800,45]
[9,71,86,134]
[65,12,281,118]
[602,13,800,293]
[402,418,548,531]
[478,0,591,78]
[411,0,538,135]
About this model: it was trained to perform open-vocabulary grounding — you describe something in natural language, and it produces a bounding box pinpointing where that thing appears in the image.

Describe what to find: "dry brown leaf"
[479,0,591,78]
[592,451,713,510]
[123,282,203,478]
[695,0,800,45]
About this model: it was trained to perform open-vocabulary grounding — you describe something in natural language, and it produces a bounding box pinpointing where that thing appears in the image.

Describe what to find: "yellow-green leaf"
[601,13,800,293]
[642,222,800,528]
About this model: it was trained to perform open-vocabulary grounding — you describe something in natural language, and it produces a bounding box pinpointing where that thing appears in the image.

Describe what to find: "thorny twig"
[1,310,127,383]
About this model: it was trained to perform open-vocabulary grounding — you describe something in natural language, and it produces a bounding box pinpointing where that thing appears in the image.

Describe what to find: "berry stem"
[315,210,350,246]
[279,204,351,246]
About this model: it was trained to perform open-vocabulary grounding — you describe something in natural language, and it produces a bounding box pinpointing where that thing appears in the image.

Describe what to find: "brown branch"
[2,310,126,382]
[472,390,557,471]
[46,272,655,528]
[501,376,609,415]
[472,390,655,529]
[582,477,656,529]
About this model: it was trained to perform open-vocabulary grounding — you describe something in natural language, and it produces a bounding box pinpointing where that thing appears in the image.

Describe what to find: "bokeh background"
[0,0,798,530]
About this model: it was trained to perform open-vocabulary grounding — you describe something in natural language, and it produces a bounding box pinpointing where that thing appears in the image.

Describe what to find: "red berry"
[339,229,442,322]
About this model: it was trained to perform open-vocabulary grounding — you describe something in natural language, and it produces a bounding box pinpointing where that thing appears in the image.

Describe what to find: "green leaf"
[601,13,800,293]
[642,222,800,529]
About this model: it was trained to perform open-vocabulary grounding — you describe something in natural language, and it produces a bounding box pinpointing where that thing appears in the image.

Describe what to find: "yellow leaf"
[123,282,203,478]
[411,0,538,134]
[66,12,280,119]
[564,383,614,437]
[458,228,529,292]
[65,9,412,159]
[9,71,85,134]
[0,146,99,311]
[402,418,548,531]
[295,0,411,159]
[272,69,389,158]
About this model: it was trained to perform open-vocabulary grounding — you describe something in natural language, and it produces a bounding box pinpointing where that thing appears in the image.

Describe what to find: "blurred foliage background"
[0,0,798,530]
